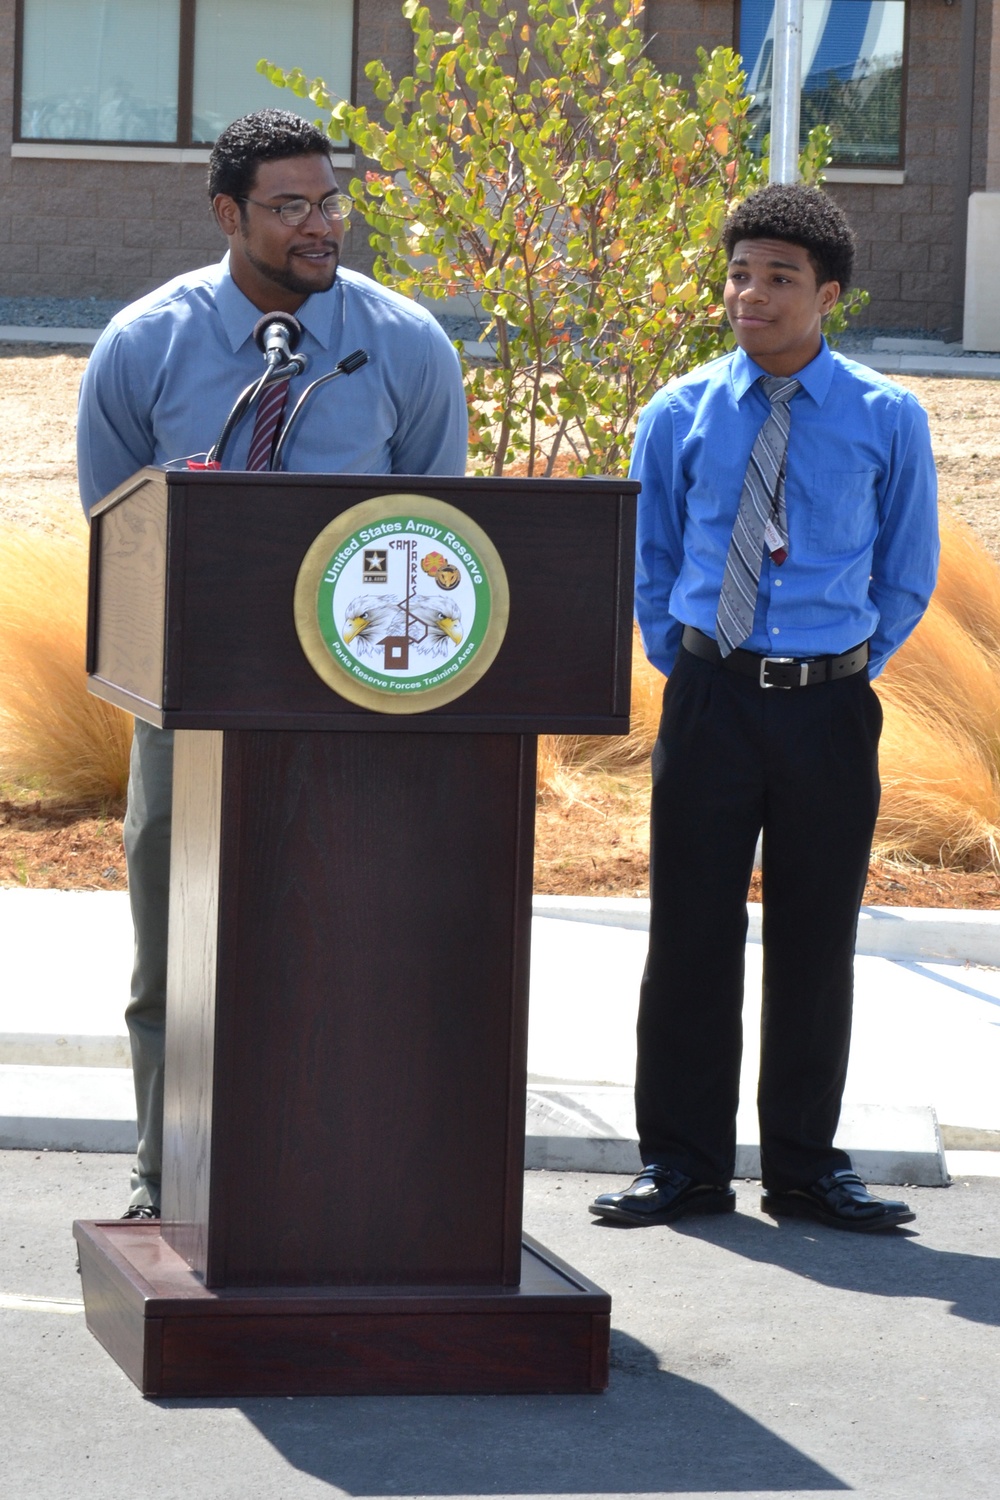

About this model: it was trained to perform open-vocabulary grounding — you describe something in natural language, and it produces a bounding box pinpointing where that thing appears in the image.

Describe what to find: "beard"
[241,239,340,299]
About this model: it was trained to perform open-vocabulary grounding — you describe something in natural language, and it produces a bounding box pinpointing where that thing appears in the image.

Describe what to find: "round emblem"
[294,494,509,713]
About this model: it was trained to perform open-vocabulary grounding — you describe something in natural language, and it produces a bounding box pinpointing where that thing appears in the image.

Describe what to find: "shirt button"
[772,628,780,635]
[774,578,782,587]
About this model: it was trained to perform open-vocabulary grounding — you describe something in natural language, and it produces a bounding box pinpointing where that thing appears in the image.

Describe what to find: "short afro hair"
[208,109,333,202]
[723,184,856,292]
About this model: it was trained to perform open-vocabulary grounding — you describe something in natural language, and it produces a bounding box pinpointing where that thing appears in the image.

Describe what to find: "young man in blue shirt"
[78,109,467,1218]
[590,185,938,1233]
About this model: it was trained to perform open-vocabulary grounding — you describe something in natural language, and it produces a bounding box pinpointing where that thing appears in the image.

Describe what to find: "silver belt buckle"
[759,656,809,689]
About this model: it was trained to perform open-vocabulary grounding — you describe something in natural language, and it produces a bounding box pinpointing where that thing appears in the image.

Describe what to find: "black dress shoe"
[761,1170,915,1233]
[589,1165,736,1226]
[121,1204,160,1220]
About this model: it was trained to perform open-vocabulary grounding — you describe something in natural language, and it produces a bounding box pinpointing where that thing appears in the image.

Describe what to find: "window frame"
[733,0,910,173]
[13,0,360,148]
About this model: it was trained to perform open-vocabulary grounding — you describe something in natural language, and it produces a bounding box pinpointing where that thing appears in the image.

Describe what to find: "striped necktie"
[716,374,801,656]
[246,378,290,472]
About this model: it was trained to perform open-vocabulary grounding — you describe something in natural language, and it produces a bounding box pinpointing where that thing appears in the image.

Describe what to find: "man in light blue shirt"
[590,185,938,1234]
[78,108,467,1217]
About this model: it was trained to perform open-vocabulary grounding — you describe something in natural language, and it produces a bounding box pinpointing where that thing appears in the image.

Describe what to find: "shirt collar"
[730,336,835,407]
[214,252,341,353]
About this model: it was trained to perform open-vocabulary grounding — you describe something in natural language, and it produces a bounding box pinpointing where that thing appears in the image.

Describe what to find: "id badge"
[764,518,787,565]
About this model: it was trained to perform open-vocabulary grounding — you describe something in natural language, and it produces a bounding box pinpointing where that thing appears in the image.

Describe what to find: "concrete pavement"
[527,900,1000,1183]
[850,334,1000,379]
[2,889,999,1184]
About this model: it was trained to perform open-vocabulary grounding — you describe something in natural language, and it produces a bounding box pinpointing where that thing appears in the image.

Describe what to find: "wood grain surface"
[73,1222,611,1397]
[87,470,637,733]
[162,729,537,1290]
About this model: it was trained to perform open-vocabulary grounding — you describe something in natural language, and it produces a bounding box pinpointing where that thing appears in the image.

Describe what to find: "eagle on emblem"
[388,595,464,657]
[342,594,401,657]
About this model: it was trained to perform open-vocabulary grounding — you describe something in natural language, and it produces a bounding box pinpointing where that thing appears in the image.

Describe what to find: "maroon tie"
[246,379,289,471]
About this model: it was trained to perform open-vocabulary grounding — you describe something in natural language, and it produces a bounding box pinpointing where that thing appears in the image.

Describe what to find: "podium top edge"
[90,466,640,516]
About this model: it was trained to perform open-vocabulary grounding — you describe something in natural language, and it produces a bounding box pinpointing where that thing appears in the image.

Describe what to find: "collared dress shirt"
[78,255,468,515]
[632,339,939,679]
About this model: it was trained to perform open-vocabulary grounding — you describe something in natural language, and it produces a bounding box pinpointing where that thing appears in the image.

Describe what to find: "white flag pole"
[770,0,803,183]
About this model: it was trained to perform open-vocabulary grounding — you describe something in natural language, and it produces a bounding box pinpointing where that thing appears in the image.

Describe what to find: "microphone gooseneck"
[207,361,306,467]
[271,349,369,471]
[206,315,309,466]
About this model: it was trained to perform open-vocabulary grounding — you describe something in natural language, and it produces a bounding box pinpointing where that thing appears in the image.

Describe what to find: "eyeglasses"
[238,192,352,226]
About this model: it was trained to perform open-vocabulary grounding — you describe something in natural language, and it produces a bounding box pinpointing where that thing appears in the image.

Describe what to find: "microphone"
[206,317,310,464]
[253,312,303,367]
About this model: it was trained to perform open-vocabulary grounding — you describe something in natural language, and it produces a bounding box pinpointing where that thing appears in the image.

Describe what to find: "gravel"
[0,296,127,329]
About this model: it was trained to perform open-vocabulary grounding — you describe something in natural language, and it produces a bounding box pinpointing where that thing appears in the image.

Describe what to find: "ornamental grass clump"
[0,524,132,804]
[874,509,1000,869]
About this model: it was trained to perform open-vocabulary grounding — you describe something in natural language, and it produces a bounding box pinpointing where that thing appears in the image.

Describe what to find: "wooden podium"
[73,469,637,1397]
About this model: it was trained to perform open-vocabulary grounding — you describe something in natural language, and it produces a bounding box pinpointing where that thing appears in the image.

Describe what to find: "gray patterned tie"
[716,374,801,656]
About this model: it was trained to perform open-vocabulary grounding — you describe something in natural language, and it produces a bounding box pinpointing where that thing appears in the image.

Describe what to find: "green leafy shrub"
[262,0,865,476]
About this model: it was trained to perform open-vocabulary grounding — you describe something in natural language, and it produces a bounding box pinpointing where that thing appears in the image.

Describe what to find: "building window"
[16,0,353,146]
[191,0,352,144]
[738,0,907,168]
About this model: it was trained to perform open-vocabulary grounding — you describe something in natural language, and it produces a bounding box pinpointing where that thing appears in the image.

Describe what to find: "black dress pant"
[635,644,883,1192]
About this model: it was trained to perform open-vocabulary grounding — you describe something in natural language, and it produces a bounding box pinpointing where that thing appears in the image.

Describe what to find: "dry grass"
[872,508,1000,869]
[873,700,1000,868]
[0,523,132,805]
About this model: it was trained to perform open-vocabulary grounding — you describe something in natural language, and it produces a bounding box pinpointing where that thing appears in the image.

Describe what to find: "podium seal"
[294,494,510,713]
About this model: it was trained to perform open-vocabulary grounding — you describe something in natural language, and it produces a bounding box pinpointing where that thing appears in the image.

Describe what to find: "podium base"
[73,1221,611,1397]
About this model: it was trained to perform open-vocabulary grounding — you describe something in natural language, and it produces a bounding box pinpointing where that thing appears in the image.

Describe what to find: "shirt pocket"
[806,468,879,553]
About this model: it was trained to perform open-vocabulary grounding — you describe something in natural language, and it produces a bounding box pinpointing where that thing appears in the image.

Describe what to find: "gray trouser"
[122,719,174,1209]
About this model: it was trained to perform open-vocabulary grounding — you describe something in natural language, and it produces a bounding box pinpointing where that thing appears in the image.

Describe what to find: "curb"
[0,324,100,345]
[526,1087,951,1185]
[0,1034,131,1068]
[0,1066,135,1153]
[5,324,1000,375]
[0,1066,950,1184]
[531,895,1000,966]
[855,351,1000,380]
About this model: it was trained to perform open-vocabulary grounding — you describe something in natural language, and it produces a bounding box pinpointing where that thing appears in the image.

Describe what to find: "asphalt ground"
[2,1150,997,1500]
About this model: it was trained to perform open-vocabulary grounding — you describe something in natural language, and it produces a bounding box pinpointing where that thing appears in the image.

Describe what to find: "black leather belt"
[681,626,869,689]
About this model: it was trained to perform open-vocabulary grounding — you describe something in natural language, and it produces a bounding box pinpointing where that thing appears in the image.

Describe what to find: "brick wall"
[0,0,380,304]
[0,0,226,303]
[644,0,989,336]
[824,0,987,334]
[643,0,734,81]
[623,0,994,337]
[972,0,994,195]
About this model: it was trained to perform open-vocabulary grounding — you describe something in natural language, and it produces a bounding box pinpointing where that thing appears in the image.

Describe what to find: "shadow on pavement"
[158,1334,847,1495]
[655,1208,1000,1327]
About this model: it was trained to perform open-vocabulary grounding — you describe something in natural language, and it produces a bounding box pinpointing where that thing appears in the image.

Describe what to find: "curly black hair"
[723,184,856,291]
[208,109,333,203]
